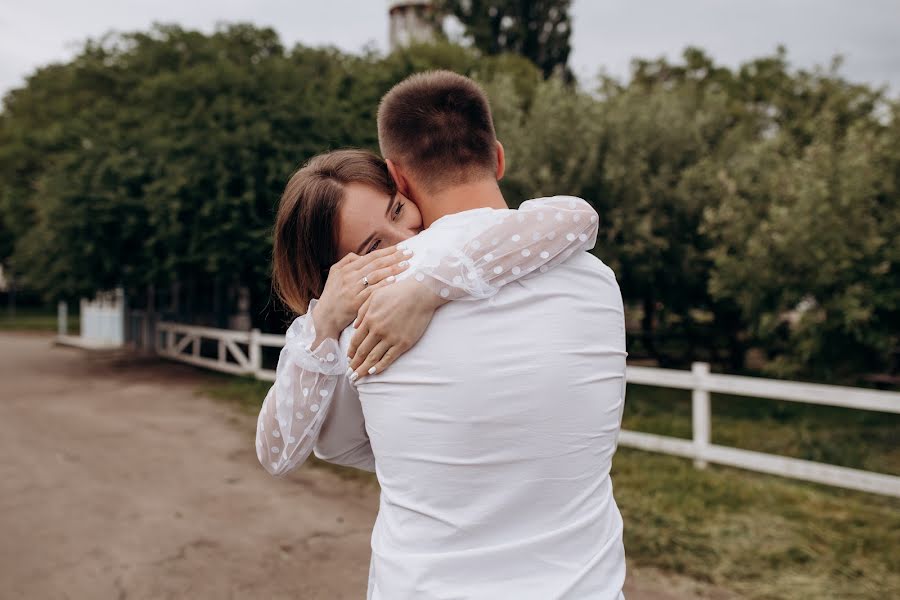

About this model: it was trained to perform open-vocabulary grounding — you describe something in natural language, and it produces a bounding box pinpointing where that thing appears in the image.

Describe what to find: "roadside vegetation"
[0,306,77,332]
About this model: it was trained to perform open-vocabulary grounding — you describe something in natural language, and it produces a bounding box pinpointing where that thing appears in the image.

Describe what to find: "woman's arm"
[348,196,600,377]
[256,299,348,476]
[408,195,599,300]
[258,300,381,476]
[256,247,408,476]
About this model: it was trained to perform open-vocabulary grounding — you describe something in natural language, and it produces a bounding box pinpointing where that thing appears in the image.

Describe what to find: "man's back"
[356,249,628,600]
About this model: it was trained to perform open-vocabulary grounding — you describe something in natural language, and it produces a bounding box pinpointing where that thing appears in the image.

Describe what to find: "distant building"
[388,1,436,51]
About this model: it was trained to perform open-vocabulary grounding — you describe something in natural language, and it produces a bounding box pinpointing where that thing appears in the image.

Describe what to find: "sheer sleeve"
[255,298,348,476]
[408,196,599,301]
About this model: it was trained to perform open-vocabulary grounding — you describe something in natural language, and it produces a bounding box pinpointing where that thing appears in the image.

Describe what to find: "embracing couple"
[256,71,627,599]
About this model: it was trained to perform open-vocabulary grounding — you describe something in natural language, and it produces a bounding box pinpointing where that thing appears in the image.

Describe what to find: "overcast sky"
[1,0,899,98]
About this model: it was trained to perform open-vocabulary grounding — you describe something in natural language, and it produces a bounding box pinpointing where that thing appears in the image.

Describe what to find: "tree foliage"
[437,0,573,78]
[0,25,896,381]
[486,46,898,378]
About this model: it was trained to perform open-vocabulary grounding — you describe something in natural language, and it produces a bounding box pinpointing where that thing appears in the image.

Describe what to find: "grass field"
[201,374,900,599]
[0,306,78,332]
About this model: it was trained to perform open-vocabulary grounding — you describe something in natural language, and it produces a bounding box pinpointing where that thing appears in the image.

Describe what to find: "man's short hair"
[377,70,498,191]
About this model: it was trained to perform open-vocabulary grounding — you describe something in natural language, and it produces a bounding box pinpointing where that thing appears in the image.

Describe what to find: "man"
[316,70,627,599]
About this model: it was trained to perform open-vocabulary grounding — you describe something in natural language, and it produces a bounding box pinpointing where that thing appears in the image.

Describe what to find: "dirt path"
[0,332,731,600]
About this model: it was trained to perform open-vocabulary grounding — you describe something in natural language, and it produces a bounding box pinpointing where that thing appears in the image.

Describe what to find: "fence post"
[80,298,88,340]
[692,362,711,469]
[57,300,68,337]
[114,287,125,346]
[249,328,262,378]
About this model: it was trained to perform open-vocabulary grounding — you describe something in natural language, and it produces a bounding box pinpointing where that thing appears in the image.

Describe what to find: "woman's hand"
[311,246,412,344]
[347,278,448,380]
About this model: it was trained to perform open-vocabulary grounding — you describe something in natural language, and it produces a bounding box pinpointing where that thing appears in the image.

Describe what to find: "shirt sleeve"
[255,298,348,476]
[313,373,375,472]
[407,196,599,301]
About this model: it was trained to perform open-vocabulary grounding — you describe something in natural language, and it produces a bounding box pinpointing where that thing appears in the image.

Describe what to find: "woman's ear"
[386,159,412,197]
[495,140,506,180]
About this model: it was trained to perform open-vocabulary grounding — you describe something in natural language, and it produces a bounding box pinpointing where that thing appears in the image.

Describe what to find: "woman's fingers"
[353,340,392,380]
[367,344,408,377]
[352,247,412,277]
[349,245,396,267]
[349,329,381,372]
[359,261,409,293]
[333,246,393,282]
[348,322,368,362]
[354,296,372,330]
[351,275,395,318]
[348,245,396,272]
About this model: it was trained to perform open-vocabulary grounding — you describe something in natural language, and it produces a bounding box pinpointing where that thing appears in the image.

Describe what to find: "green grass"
[623,384,900,476]
[612,449,899,599]
[201,375,900,599]
[198,374,272,416]
[0,306,78,332]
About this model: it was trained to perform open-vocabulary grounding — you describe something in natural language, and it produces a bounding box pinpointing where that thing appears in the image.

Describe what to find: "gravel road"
[0,332,731,600]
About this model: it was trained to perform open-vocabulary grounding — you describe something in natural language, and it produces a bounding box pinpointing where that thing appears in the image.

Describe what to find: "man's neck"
[417,179,508,228]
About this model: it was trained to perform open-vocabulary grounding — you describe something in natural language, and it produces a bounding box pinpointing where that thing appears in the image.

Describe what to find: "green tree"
[703,84,900,380]
[1,25,896,380]
[437,0,573,79]
[1,24,386,327]
[484,73,601,203]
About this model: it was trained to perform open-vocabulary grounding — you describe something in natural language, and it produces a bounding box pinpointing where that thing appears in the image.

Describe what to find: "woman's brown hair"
[272,149,396,316]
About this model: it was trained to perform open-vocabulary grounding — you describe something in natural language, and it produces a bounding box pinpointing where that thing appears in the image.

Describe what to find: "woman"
[257,149,599,476]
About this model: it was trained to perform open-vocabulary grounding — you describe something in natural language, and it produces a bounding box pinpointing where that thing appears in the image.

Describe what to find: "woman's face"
[335,183,423,259]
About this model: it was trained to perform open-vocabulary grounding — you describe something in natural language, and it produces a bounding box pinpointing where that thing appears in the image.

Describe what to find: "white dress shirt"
[313,204,628,599]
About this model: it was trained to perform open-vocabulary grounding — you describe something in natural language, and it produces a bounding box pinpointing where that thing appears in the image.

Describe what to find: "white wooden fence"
[56,288,125,349]
[156,322,285,381]
[623,363,900,498]
[153,321,900,498]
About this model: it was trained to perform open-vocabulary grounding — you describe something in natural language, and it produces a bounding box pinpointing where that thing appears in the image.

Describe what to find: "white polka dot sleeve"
[409,196,599,301]
[255,298,347,476]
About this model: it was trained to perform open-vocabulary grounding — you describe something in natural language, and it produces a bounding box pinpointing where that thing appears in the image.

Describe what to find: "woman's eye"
[393,202,404,219]
[367,240,381,254]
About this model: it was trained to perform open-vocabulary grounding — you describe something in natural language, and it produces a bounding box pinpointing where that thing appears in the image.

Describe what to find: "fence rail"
[150,320,900,498]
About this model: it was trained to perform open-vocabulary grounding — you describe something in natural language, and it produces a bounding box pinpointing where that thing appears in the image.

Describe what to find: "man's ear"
[386,159,412,197]
[495,140,506,180]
